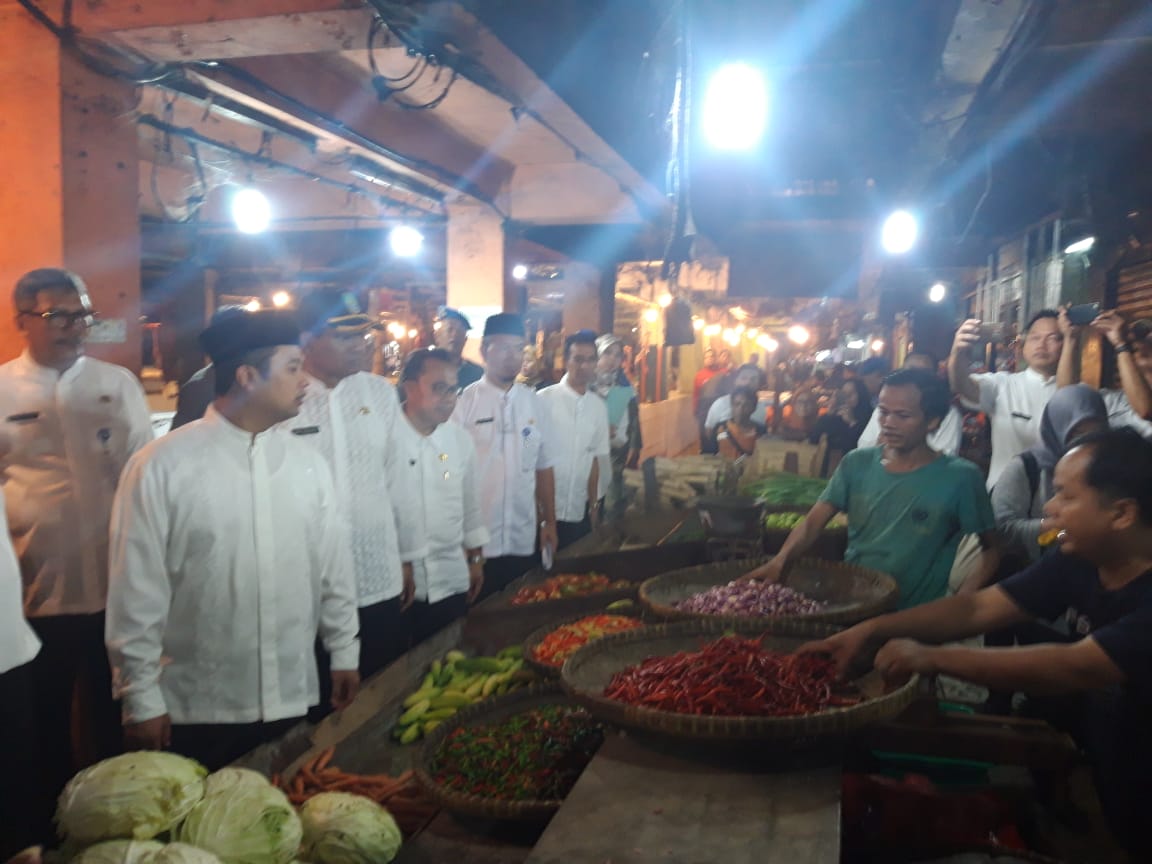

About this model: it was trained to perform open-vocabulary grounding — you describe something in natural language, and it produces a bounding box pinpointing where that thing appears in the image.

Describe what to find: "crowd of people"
[0,269,638,854]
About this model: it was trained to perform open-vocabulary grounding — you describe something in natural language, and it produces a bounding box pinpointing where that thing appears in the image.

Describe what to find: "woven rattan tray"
[639,557,898,627]
[560,619,917,742]
[414,683,600,821]
[522,609,645,678]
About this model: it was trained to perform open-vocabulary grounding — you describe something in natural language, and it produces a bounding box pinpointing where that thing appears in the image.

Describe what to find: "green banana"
[403,686,440,708]
[398,699,431,725]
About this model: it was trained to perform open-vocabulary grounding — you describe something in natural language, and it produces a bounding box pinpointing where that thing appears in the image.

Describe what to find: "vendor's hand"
[797,625,874,678]
[741,556,785,584]
[1057,305,1082,340]
[467,562,484,604]
[124,714,171,751]
[539,520,558,562]
[330,669,360,710]
[1091,309,1129,348]
[625,450,640,471]
[874,639,936,685]
[951,319,982,355]
[400,562,415,611]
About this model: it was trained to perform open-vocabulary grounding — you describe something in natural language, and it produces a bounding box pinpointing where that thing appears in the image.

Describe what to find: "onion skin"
[675,580,824,617]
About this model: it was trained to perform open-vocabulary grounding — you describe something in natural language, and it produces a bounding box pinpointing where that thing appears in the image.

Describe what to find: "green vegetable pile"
[741,472,829,508]
[393,646,534,744]
[763,511,805,530]
[430,705,603,802]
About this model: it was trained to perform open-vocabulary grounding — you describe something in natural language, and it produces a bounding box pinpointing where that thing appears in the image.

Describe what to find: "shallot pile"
[675,580,825,617]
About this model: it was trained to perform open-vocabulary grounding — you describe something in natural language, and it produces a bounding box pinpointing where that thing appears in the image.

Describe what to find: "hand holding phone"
[1065,303,1101,327]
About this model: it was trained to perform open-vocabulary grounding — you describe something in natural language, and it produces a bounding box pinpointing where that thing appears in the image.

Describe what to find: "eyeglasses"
[19,309,97,329]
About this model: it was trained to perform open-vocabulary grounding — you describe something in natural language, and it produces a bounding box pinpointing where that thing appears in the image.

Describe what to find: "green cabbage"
[57,753,207,845]
[71,840,166,864]
[299,793,402,864]
[152,844,225,864]
[174,768,301,864]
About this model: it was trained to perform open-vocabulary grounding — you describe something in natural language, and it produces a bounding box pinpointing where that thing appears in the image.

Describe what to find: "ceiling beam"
[70,0,361,33]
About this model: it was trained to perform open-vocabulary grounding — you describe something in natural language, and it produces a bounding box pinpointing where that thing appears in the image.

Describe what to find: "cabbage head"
[300,793,402,864]
[57,753,207,844]
[174,768,301,864]
[151,843,224,864]
[71,840,166,864]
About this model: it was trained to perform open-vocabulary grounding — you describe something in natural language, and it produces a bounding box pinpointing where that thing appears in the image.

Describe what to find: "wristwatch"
[1115,342,1133,354]
[467,553,485,566]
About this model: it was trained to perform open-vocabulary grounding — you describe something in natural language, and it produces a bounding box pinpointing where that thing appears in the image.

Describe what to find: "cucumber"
[398,699,430,725]
[455,657,505,675]
[422,720,442,735]
[444,649,467,663]
[497,644,523,660]
[431,691,473,709]
[399,723,421,744]
[423,707,459,721]
[464,678,486,698]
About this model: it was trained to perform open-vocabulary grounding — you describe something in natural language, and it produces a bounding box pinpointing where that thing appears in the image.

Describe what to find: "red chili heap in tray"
[603,636,860,717]
[510,572,631,605]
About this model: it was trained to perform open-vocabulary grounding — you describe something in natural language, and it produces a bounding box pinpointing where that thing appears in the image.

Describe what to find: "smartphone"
[1066,303,1101,326]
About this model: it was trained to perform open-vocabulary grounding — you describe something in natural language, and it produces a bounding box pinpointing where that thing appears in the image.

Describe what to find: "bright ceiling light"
[846,339,866,350]
[763,337,779,353]
[643,308,660,323]
[1064,236,1095,255]
[734,323,746,335]
[787,325,810,345]
[657,293,673,308]
[271,290,291,308]
[389,225,424,258]
[815,350,832,362]
[511,263,529,280]
[407,328,418,339]
[232,188,271,235]
[928,282,947,304]
[703,323,721,337]
[387,322,406,339]
[746,328,759,339]
[723,328,740,346]
[703,63,769,151]
[692,317,705,331]
[244,299,261,312]
[881,209,918,255]
[871,339,885,352]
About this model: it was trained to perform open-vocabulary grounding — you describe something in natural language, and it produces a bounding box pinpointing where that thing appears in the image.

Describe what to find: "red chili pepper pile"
[511,573,631,605]
[603,636,860,717]
[532,615,644,668]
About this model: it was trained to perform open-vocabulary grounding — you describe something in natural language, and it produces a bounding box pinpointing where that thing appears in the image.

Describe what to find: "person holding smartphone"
[949,310,1065,488]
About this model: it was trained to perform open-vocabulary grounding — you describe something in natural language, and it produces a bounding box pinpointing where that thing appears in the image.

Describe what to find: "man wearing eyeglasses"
[0,268,152,800]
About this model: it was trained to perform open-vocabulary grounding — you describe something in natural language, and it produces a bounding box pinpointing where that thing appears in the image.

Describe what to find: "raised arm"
[1095,311,1152,420]
[948,319,983,407]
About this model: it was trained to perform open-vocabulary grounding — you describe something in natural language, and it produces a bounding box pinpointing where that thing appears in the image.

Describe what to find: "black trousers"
[312,597,411,722]
[557,514,592,551]
[0,660,52,857]
[480,554,538,602]
[410,593,469,647]
[169,717,301,772]
[28,612,121,801]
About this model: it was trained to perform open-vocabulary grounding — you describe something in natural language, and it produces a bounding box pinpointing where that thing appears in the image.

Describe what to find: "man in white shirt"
[857,352,965,454]
[0,430,47,857]
[453,313,558,599]
[0,268,152,797]
[106,310,360,769]
[390,349,489,644]
[291,291,411,689]
[702,364,768,451]
[949,310,1064,487]
[539,330,611,549]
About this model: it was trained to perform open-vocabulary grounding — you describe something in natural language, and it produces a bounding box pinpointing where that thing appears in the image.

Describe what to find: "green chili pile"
[430,705,603,801]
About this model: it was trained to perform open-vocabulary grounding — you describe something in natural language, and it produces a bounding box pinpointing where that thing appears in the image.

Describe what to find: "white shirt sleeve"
[704,396,729,430]
[459,432,490,550]
[385,427,429,563]
[119,369,158,456]
[593,398,611,458]
[857,407,881,449]
[105,450,173,724]
[534,391,556,471]
[936,407,964,456]
[313,462,360,672]
[972,371,1000,414]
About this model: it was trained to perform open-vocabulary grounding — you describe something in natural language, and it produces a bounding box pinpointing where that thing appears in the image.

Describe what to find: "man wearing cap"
[435,307,484,390]
[105,309,360,769]
[170,305,246,431]
[389,349,489,643]
[539,331,611,549]
[1060,310,1152,441]
[0,268,153,798]
[290,290,411,692]
[453,313,558,599]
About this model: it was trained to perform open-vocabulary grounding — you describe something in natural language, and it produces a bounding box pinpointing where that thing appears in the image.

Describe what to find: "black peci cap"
[199,308,300,364]
[483,313,525,338]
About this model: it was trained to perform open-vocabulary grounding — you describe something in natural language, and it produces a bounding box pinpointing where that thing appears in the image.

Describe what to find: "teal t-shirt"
[819,447,995,608]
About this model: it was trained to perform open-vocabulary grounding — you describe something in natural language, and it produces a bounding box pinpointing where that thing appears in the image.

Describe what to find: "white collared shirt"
[105,407,360,725]
[857,405,965,455]
[387,414,489,604]
[0,352,153,617]
[704,393,770,429]
[0,486,39,675]
[1102,389,1152,441]
[538,375,611,523]
[452,377,554,558]
[284,372,405,605]
[967,367,1057,488]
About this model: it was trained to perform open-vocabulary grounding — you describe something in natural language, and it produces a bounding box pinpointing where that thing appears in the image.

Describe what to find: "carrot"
[315,746,336,771]
[292,775,305,796]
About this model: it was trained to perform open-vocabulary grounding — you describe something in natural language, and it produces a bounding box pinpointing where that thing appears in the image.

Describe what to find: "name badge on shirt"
[1011,412,1032,421]
[5,412,40,423]
[292,426,321,436]
[474,417,495,425]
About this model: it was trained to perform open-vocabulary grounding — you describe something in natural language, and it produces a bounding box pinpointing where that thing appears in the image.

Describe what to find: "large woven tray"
[560,619,918,742]
[522,609,645,678]
[414,683,600,822]
[639,557,898,627]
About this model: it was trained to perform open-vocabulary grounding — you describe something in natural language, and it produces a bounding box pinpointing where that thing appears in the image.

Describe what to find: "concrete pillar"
[446,200,505,357]
[0,7,141,370]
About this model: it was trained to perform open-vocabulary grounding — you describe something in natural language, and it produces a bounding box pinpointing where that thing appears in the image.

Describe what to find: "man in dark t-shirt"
[803,427,1152,859]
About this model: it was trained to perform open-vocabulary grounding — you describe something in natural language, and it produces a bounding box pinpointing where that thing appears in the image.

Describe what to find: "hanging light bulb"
[389,225,424,258]
[232,188,271,235]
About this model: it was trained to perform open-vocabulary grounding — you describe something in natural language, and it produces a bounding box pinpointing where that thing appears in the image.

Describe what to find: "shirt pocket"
[520,424,542,472]
[469,418,497,455]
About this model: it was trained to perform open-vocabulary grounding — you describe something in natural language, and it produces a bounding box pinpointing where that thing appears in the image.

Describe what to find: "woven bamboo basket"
[560,619,918,742]
[639,556,898,627]
[414,683,601,821]
[522,609,646,678]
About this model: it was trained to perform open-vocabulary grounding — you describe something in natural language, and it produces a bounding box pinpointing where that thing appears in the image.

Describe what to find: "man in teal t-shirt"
[747,369,999,608]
